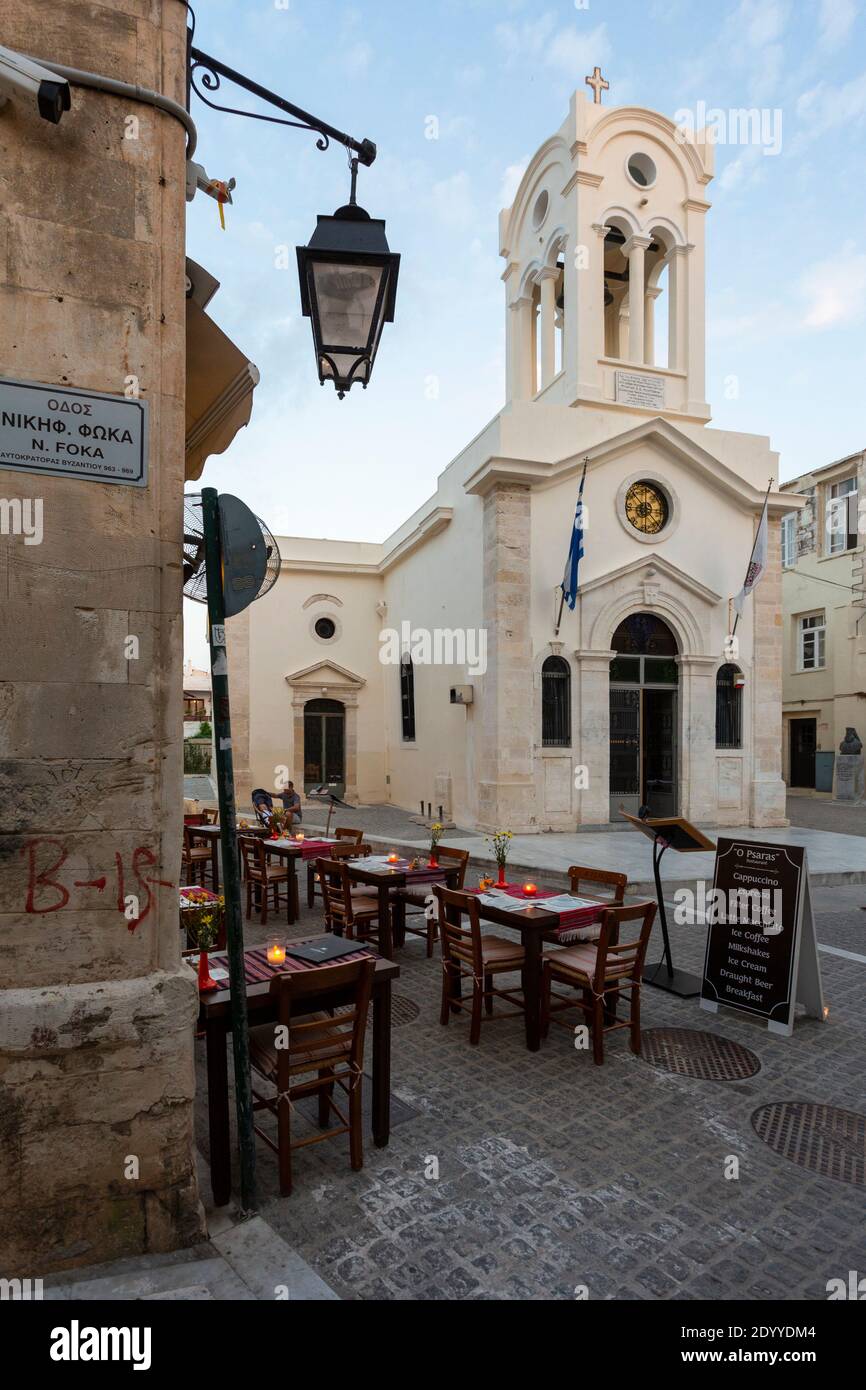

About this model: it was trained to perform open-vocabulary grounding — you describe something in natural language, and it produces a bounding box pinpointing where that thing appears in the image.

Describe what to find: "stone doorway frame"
[285,660,365,805]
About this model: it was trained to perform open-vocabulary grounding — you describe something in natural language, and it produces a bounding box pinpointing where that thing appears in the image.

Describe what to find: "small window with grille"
[716,665,743,749]
[542,656,571,747]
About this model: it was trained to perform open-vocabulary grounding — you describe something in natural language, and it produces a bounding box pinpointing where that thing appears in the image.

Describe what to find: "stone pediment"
[578,552,722,606]
[464,417,791,513]
[285,660,365,691]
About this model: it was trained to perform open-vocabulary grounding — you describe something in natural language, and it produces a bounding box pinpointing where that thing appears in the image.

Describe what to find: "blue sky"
[184,0,866,655]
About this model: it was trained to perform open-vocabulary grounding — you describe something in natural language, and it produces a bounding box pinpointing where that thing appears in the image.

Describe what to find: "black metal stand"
[202,488,257,1214]
[642,832,702,998]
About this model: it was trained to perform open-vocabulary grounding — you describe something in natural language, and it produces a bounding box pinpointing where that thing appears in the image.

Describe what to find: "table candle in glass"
[266,936,287,966]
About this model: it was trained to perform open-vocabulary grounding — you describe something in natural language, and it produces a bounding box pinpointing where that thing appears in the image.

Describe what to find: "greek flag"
[561,459,587,611]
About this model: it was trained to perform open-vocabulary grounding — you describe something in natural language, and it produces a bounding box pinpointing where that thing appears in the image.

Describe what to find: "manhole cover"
[641,1028,761,1082]
[391,993,421,1027]
[752,1102,866,1186]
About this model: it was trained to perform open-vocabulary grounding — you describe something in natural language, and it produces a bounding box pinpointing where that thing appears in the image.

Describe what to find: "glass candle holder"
[266,935,287,966]
[522,882,538,898]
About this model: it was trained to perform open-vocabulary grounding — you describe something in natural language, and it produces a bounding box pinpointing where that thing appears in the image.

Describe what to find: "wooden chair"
[433,885,525,1045]
[317,857,383,949]
[249,958,375,1195]
[239,835,290,926]
[541,901,657,1064]
[181,825,213,887]
[307,827,365,907]
[200,807,219,825]
[393,846,471,956]
[567,864,628,904]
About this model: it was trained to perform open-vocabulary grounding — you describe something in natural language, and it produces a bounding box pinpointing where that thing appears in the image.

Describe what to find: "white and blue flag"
[561,459,588,612]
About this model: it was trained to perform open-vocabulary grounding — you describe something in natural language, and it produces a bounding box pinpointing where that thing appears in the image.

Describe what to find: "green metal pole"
[201,487,257,1215]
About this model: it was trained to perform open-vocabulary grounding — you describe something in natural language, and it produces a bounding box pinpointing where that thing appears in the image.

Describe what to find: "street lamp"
[297,160,400,398]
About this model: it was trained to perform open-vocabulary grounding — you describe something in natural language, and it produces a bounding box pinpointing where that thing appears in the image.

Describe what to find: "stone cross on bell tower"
[585,66,609,104]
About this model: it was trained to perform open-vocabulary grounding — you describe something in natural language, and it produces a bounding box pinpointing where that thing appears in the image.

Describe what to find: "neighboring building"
[781,452,866,792]
[229,82,793,832]
[183,660,213,738]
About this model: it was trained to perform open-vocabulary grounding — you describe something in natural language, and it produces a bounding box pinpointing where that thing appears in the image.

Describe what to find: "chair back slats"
[239,834,266,878]
[433,884,483,973]
[592,901,657,991]
[334,827,364,845]
[433,845,470,888]
[316,856,354,928]
[327,841,364,861]
[568,864,628,904]
[269,959,375,1085]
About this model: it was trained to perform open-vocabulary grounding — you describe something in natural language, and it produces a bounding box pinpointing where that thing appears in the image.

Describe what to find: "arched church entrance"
[609,613,679,821]
[303,698,346,798]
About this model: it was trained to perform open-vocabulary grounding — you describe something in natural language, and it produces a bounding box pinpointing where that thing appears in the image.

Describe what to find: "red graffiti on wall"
[21,839,173,931]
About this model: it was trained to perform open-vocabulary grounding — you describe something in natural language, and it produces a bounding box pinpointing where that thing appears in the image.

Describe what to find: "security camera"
[0,45,71,124]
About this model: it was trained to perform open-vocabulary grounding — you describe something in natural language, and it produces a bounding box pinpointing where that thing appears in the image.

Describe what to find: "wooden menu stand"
[619,807,717,999]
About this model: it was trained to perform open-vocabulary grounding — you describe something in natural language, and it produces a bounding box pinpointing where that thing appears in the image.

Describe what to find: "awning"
[185,261,259,482]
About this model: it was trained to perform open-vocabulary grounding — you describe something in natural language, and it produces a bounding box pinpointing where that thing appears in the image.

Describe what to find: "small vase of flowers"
[183,889,224,991]
[428,821,445,867]
[486,830,513,887]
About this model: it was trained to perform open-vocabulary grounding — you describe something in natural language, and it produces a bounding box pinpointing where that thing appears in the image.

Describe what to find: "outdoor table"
[345,855,464,959]
[461,884,610,1053]
[261,837,340,924]
[196,939,399,1207]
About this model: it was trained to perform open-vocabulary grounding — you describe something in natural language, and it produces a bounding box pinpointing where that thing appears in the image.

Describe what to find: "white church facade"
[227,81,795,833]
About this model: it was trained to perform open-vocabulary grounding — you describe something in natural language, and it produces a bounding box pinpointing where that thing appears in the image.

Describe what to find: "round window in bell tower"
[626,152,657,189]
[531,189,550,231]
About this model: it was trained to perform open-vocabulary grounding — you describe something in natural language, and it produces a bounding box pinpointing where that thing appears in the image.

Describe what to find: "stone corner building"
[233,85,791,834]
[0,2,206,1273]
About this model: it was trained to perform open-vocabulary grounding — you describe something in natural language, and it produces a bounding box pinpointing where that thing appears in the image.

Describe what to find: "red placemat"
[466,883,603,942]
[209,942,375,987]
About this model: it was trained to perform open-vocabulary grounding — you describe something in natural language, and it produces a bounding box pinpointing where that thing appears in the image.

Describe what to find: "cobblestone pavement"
[193,879,866,1302]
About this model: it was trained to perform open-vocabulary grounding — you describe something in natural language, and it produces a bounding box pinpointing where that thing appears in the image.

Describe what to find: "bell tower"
[499,74,714,422]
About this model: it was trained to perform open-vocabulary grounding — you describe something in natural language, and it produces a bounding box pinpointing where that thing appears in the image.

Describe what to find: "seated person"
[250,788,275,828]
[279,781,302,827]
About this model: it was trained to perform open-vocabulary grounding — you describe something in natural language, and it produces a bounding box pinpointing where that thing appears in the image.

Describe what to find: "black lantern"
[296,160,400,398]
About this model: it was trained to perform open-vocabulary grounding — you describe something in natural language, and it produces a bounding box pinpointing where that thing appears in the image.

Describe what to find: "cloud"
[718,144,766,193]
[547,24,612,78]
[495,13,610,81]
[499,158,529,210]
[735,0,791,46]
[800,241,866,329]
[430,170,478,230]
[796,70,866,136]
[343,40,372,76]
[819,0,859,51]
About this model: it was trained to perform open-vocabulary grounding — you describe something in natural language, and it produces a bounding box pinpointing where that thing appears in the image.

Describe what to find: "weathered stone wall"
[0,0,205,1272]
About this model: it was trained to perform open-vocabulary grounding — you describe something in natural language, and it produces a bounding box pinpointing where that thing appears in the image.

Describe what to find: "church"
[227,78,793,834]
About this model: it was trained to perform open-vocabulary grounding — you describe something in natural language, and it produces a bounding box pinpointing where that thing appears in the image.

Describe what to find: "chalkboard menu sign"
[700,839,825,1036]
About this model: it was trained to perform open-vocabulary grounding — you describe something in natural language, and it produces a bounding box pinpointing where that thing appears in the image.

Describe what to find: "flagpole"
[732,475,774,637]
[556,456,588,637]
[554,586,566,637]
